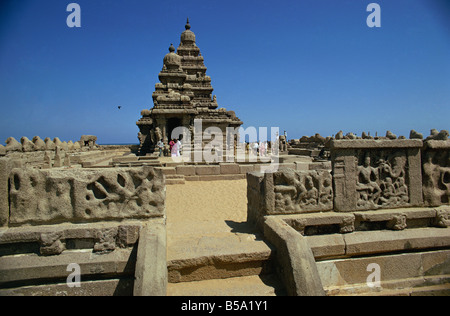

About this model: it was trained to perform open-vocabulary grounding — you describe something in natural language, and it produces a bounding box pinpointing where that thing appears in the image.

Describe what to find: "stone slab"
[167,274,285,296]
[263,217,325,296]
[8,166,165,226]
[157,167,176,175]
[134,220,167,296]
[280,213,354,234]
[294,162,309,171]
[305,234,346,260]
[176,165,196,176]
[167,232,274,283]
[0,248,135,285]
[195,165,220,176]
[0,278,134,296]
[239,164,255,174]
[219,163,240,175]
[0,158,10,227]
[423,140,450,149]
[344,228,450,257]
[316,250,450,294]
[330,139,423,149]
[0,221,142,256]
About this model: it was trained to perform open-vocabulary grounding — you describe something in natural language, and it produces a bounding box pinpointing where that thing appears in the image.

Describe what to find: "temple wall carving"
[422,140,450,206]
[247,169,333,227]
[8,166,165,226]
[331,140,423,212]
[249,136,450,226]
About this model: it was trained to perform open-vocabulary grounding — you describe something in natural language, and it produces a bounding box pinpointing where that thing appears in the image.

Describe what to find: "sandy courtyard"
[165,179,249,241]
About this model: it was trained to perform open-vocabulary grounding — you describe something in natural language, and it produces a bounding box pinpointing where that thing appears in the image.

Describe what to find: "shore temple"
[136,19,243,156]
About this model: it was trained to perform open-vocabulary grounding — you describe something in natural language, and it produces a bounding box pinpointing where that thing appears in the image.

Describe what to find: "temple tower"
[137,19,243,158]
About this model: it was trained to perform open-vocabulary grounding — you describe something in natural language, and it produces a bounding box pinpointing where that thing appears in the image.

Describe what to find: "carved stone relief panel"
[331,140,423,212]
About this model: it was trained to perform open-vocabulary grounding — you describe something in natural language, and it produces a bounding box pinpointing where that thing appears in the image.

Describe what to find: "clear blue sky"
[1,0,449,144]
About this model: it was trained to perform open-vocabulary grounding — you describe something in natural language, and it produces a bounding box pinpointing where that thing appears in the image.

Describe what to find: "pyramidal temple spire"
[136,19,243,156]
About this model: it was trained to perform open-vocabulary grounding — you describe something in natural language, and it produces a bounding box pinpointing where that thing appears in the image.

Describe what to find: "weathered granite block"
[247,172,265,227]
[195,165,220,175]
[0,158,9,227]
[219,163,240,174]
[422,140,450,207]
[247,169,333,226]
[331,139,423,212]
[176,165,196,176]
[239,164,255,174]
[0,158,23,227]
[270,169,333,214]
[8,166,165,226]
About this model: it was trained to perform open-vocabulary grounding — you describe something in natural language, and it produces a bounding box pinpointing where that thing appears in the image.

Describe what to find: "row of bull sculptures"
[0,135,97,155]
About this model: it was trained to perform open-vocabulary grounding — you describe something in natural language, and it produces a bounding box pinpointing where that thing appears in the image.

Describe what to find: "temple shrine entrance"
[167,117,182,141]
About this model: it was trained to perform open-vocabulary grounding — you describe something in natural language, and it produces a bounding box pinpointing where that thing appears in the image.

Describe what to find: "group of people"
[156,139,182,157]
[246,141,270,156]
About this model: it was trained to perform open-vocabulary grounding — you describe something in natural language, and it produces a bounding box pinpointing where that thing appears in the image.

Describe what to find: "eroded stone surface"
[422,140,450,207]
[9,166,165,225]
[331,139,423,212]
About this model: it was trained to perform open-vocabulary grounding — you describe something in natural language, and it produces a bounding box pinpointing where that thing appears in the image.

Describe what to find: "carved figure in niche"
[155,127,162,142]
[273,170,332,212]
[150,129,156,144]
[423,151,440,205]
[47,178,72,220]
[422,148,450,205]
[357,154,381,208]
[279,135,287,152]
[379,177,397,206]
[379,152,406,180]
[300,176,318,206]
[320,177,333,207]
[189,124,195,142]
[396,177,409,204]
[357,150,409,209]
[274,170,299,212]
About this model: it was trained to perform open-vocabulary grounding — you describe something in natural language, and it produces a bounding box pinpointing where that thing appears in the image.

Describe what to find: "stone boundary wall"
[261,214,450,296]
[248,137,450,295]
[0,218,166,296]
[248,138,450,223]
[0,135,100,155]
[3,166,165,228]
[0,161,167,296]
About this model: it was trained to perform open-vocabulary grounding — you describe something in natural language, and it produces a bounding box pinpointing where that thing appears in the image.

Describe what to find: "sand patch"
[166,179,248,240]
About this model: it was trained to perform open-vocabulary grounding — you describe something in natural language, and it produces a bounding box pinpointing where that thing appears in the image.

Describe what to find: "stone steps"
[167,234,275,283]
[167,274,285,296]
[315,247,450,296]
[166,226,286,296]
[80,152,124,168]
[166,174,186,185]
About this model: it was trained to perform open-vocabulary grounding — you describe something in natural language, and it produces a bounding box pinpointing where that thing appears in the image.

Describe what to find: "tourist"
[176,139,182,157]
[259,141,264,157]
[171,139,178,158]
[169,139,175,152]
[157,139,164,157]
[252,142,259,156]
